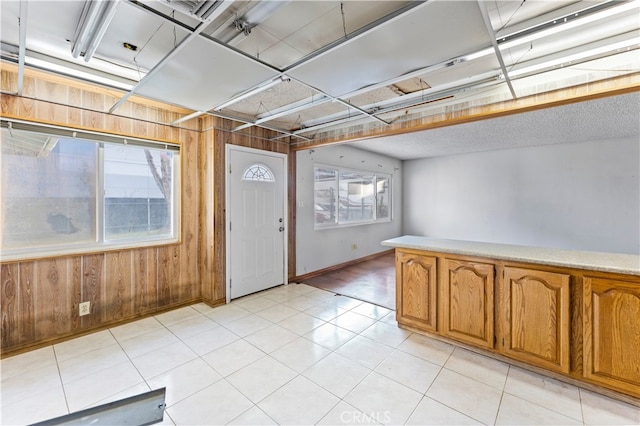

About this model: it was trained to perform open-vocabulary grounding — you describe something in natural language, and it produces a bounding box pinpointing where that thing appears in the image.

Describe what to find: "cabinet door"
[442,259,494,348]
[396,250,437,332]
[583,276,640,396]
[502,267,570,373]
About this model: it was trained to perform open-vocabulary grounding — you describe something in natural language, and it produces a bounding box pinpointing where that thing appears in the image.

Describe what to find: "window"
[242,163,274,182]
[0,122,180,260]
[314,165,391,228]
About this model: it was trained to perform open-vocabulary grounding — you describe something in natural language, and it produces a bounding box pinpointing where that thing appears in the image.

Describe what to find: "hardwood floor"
[301,252,396,309]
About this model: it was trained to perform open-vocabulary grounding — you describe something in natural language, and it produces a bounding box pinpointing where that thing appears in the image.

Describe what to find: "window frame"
[313,163,392,230]
[0,119,181,261]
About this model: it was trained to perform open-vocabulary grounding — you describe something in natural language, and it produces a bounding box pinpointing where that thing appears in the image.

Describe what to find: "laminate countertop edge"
[381,236,640,276]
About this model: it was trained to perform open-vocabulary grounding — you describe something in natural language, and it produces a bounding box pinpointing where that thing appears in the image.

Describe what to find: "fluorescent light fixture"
[214,76,287,111]
[25,55,134,91]
[509,36,640,77]
[463,47,494,61]
[461,2,638,64]
[499,1,639,51]
[170,111,205,125]
[72,0,119,62]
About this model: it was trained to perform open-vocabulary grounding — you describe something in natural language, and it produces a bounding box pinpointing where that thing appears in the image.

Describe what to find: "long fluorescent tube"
[25,55,134,91]
[83,0,119,62]
[72,0,119,62]
[214,77,287,111]
[499,1,639,51]
[170,111,205,125]
[509,35,640,78]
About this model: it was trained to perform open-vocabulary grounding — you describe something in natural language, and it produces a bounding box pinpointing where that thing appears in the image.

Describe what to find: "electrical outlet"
[79,301,90,316]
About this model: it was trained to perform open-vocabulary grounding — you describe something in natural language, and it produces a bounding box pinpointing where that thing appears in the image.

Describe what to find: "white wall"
[403,137,640,255]
[296,145,402,276]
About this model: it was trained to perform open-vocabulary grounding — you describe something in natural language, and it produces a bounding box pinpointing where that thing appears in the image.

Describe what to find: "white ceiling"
[349,91,640,160]
[1,0,639,147]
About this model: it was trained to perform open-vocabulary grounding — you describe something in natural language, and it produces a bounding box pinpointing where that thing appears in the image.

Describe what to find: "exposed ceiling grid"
[0,0,638,148]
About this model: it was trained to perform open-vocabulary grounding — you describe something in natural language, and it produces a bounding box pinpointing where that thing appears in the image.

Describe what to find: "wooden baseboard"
[292,249,394,283]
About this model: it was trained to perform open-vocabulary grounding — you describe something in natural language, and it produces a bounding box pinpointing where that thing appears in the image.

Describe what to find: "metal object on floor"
[30,387,167,426]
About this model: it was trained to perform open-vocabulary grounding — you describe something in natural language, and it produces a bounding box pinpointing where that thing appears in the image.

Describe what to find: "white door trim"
[225,144,288,303]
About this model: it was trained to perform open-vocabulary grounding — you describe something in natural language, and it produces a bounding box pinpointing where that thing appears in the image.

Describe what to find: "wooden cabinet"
[583,276,640,396]
[441,259,494,348]
[502,267,570,373]
[396,250,437,332]
[393,245,640,400]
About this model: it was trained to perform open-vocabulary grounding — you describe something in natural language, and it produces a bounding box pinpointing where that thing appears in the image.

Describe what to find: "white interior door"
[226,145,287,301]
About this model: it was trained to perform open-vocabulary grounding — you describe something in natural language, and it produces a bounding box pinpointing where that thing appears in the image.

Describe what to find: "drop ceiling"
[1,0,639,147]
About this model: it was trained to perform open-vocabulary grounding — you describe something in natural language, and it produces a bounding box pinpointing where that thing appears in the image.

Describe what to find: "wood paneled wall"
[198,116,291,306]
[1,67,295,354]
[0,69,201,355]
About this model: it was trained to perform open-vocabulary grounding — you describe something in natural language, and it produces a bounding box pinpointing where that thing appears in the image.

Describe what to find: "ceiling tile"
[97,2,192,73]
[287,1,492,97]
[135,36,279,112]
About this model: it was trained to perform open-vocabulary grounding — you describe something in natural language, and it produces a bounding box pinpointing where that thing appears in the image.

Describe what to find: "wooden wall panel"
[18,262,35,344]
[213,128,226,302]
[104,251,133,323]
[198,118,215,303]
[180,128,199,301]
[132,248,156,315]
[198,118,290,305]
[34,259,71,340]
[0,69,203,355]
[82,254,105,328]
[1,263,20,349]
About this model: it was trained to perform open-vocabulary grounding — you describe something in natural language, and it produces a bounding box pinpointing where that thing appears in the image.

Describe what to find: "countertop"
[381,235,640,276]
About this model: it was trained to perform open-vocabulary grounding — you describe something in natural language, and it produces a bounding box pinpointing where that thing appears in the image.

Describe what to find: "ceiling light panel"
[499,9,640,68]
[287,1,491,97]
[134,35,279,112]
[512,48,640,99]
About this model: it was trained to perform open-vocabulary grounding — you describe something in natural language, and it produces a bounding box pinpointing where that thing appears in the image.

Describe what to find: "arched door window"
[242,163,275,182]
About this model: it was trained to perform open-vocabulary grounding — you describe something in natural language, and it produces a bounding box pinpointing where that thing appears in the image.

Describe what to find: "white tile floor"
[1,283,639,425]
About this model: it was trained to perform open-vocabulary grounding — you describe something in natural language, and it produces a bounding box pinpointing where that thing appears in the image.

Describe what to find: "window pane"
[339,171,374,223]
[314,167,338,225]
[104,144,175,240]
[376,177,390,220]
[243,163,274,182]
[1,129,97,249]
